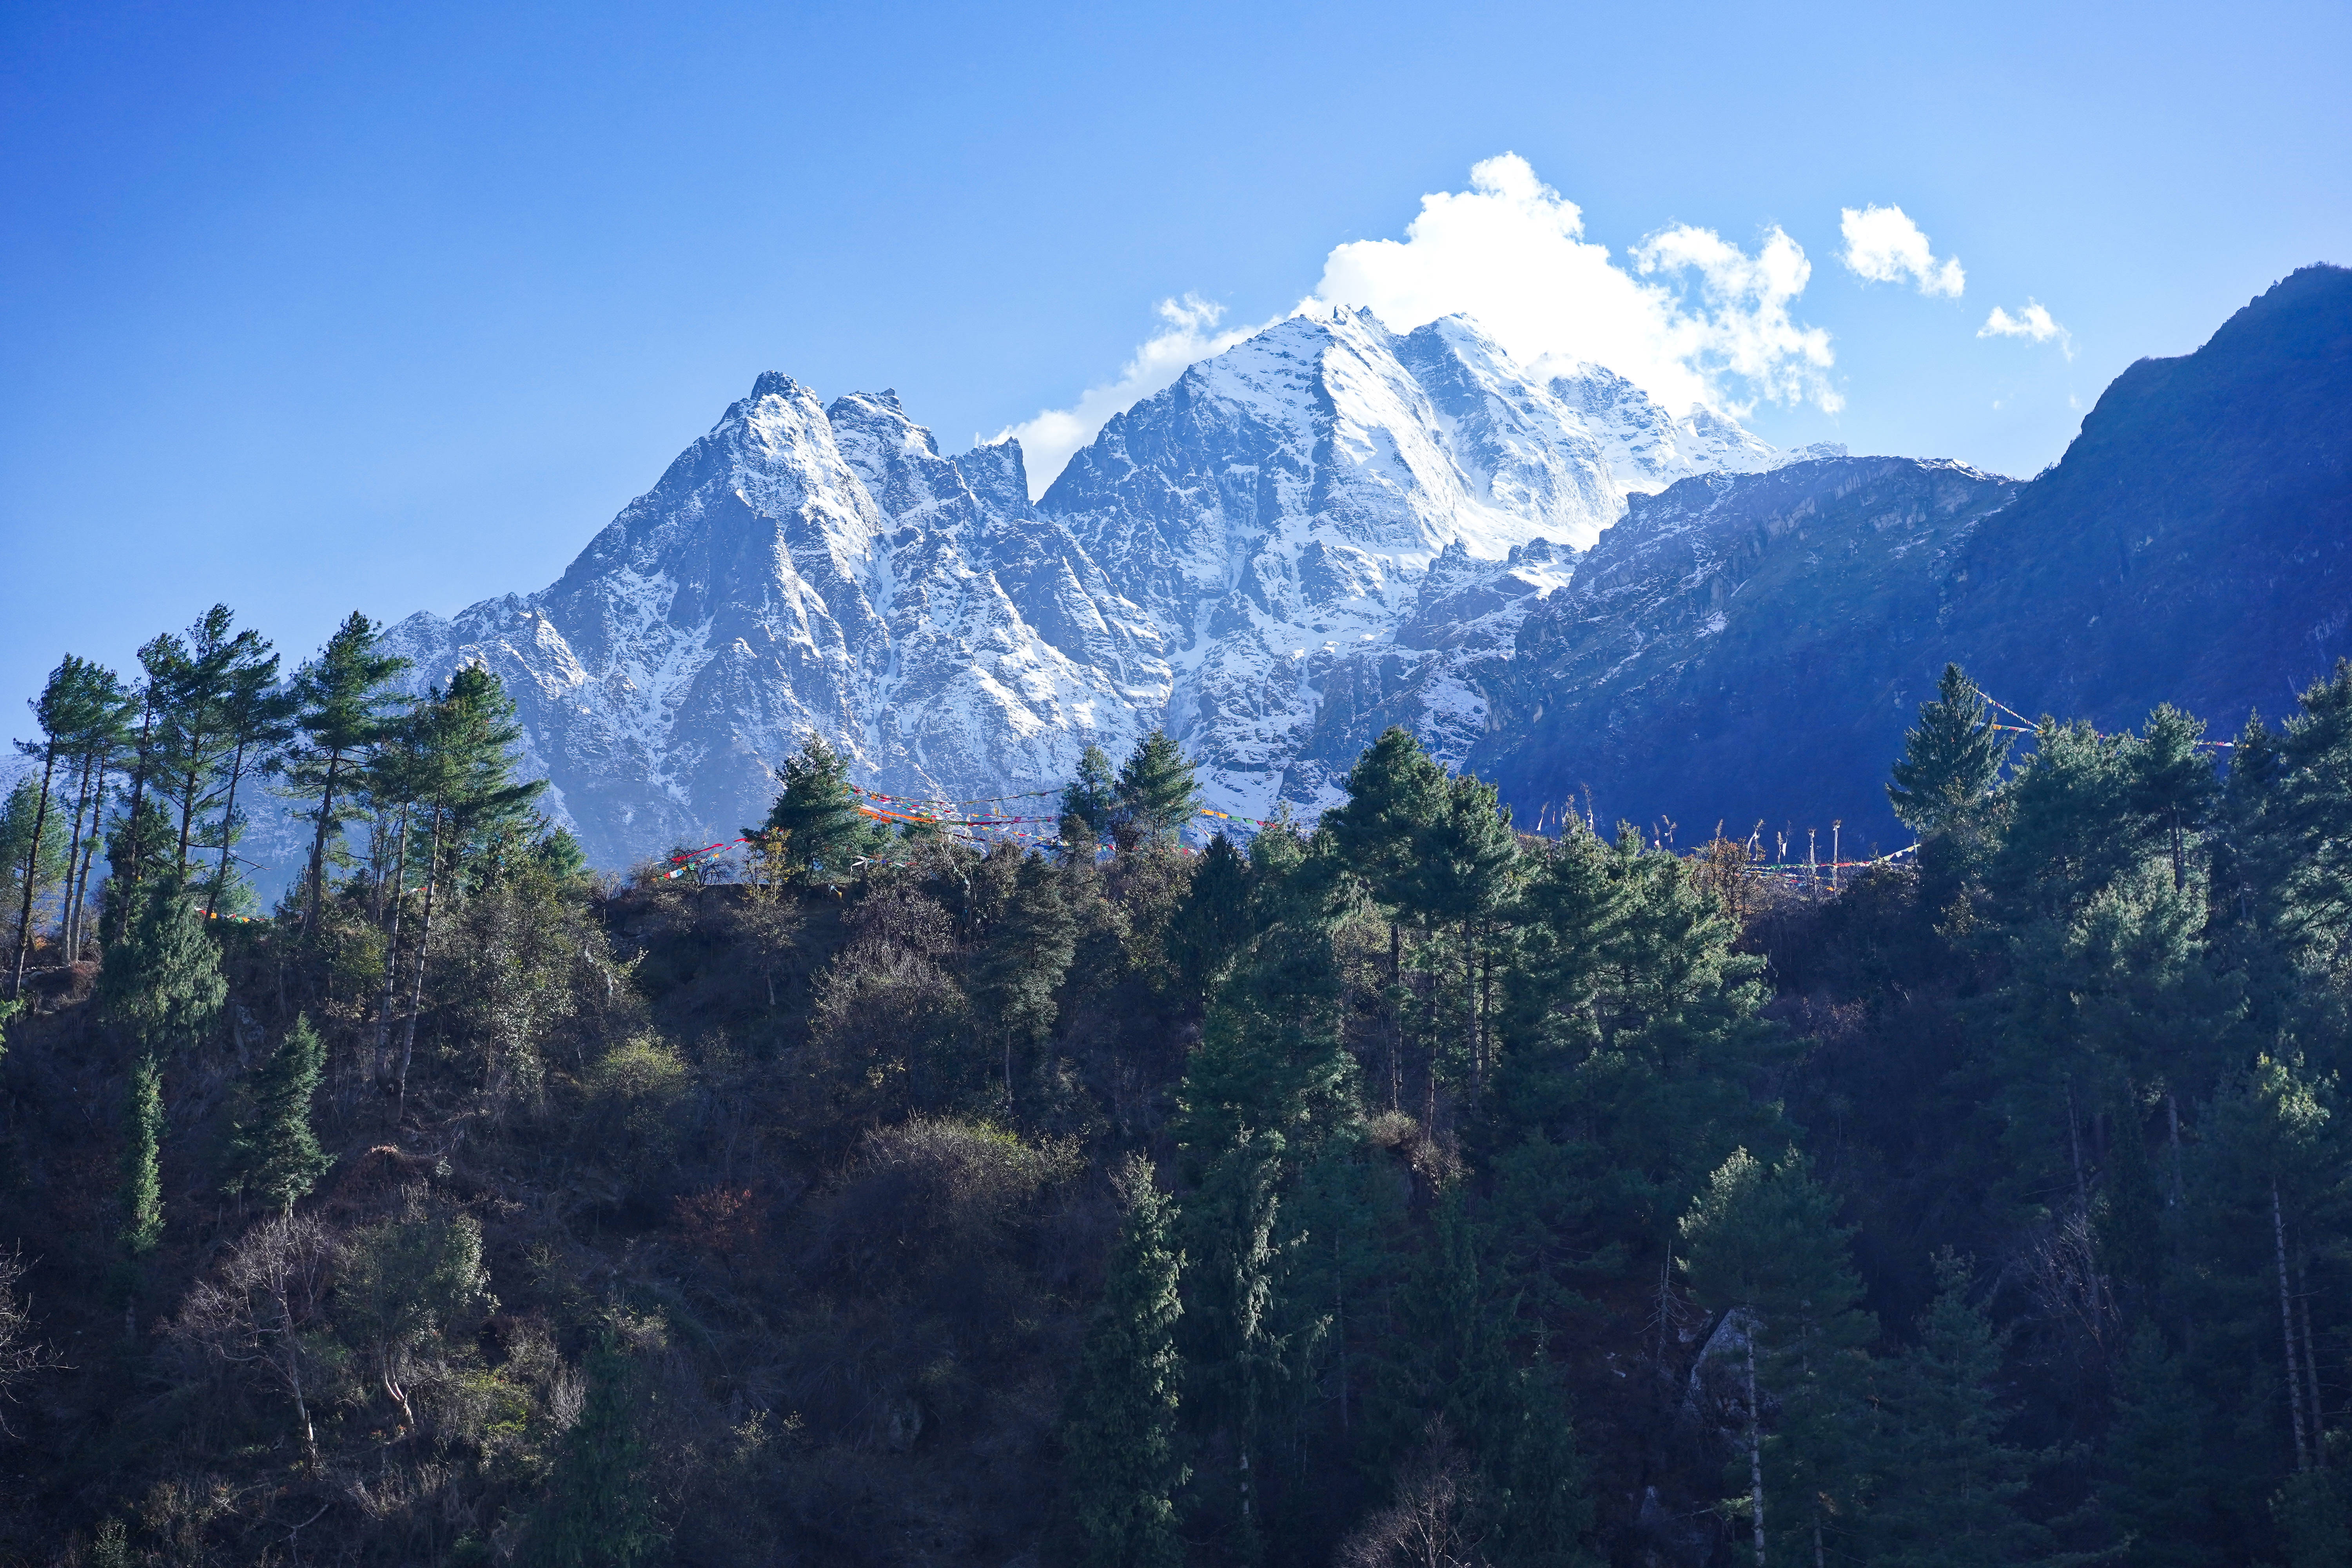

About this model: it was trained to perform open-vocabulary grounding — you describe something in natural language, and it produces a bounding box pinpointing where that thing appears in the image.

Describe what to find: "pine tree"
[1887,663,2011,837]
[0,776,67,993]
[973,852,1076,1110]
[1323,727,1448,1112]
[224,1014,336,1213]
[1181,1130,1290,1562]
[1064,1155,1189,1568]
[1410,770,1518,1106]
[758,735,883,885]
[1166,834,1253,1002]
[119,1053,164,1258]
[289,612,410,935]
[11,656,120,997]
[2098,1326,2223,1568]
[99,876,226,1060]
[387,666,546,1120]
[1679,1148,1876,1568]
[1867,1250,2044,1567]
[144,606,275,880]
[1062,743,1119,841]
[2128,704,2218,891]
[1114,730,1203,850]
[200,630,296,917]
[1369,1192,1592,1566]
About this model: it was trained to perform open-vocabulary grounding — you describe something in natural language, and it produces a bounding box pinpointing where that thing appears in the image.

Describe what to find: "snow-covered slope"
[388,311,1790,867]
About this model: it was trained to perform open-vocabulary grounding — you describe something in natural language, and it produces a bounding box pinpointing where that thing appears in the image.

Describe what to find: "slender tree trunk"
[9,744,58,1001]
[1387,921,1402,1112]
[1746,1330,1767,1567]
[302,748,345,937]
[120,698,156,897]
[372,803,412,1062]
[2275,1179,2311,1470]
[282,1295,317,1467]
[71,803,103,962]
[2299,1259,2327,1467]
[395,807,443,1128]
[2167,1093,2185,1207]
[57,749,93,962]
[175,759,203,878]
[1462,918,1478,1107]
[2067,1080,2088,1212]
[208,737,250,918]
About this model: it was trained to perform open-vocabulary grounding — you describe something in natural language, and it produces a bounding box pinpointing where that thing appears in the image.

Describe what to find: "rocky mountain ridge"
[387,308,1807,868]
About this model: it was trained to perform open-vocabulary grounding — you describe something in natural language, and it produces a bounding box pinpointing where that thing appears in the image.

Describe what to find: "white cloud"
[1838,204,1965,297]
[1979,300,2073,358]
[990,295,1272,497]
[1312,153,1840,416]
[999,154,1844,494]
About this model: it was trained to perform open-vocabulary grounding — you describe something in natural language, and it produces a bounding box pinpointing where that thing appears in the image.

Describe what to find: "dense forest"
[1,604,2349,1567]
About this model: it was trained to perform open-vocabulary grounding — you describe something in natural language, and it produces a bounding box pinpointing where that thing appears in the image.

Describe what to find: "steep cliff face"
[1473,457,2022,845]
[1933,263,2352,730]
[383,376,1164,869]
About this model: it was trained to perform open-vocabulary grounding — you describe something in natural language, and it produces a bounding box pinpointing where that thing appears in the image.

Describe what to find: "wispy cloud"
[989,295,1272,497]
[1312,153,1840,416]
[1979,300,2073,358]
[1839,204,1965,297]
[1000,154,1845,494]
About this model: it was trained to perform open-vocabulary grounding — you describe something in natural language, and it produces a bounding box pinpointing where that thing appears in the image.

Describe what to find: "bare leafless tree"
[0,1247,66,1436]
[172,1212,337,1465]
[1335,1417,1487,1568]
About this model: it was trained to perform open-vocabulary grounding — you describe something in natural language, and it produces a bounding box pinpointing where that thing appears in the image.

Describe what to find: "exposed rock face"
[378,265,2351,870]
[387,309,1782,867]
[1475,263,2352,848]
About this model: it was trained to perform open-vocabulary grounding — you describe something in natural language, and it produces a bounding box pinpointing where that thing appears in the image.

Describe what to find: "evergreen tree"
[1063,1155,1189,1568]
[288,611,410,935]
[1411,770,1518,1106]
[1165,834,1252,1002]
[1062,742,1119,840]
[119,1053,164,1258]
[1369,1193,1592,1567]
[973,851,1076,1111]
[1323,727,1448,1113]
[1887,663,2011,837]
[99,877,226,1060]
[1181,1129,1290,1563]
[223,1014,335,1213]
[145,606,276,880]
[2098,1326,2223,1568]
[49,661,130,965]
[1866,1250,2044,1568]
[200,628,296,917]
[1113,730,1203,850]
[11,656,120,997]
[388,666,546,1118]
[1679,1148,1875,1568]
[758,735,884,885]
[0,775,67,989]
[2128,704,2218,891]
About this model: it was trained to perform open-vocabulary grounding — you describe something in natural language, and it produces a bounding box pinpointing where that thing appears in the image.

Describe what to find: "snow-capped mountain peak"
[388,318,1788,866]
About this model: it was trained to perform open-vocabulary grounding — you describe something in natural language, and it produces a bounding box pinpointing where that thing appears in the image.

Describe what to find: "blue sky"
[3,0,2346,713]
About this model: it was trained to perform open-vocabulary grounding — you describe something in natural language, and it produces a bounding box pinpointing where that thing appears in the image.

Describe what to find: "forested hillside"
[2,605,2350,1566]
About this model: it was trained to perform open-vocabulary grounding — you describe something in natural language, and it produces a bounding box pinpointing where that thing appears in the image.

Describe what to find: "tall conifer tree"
[290,612,409,934]
[1887,662,2010,837]
[1064,1156,1189,1568]
[224,1014,335,1213]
